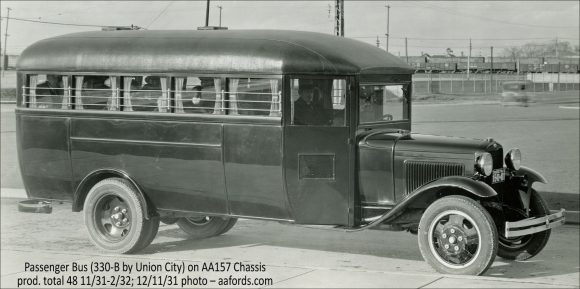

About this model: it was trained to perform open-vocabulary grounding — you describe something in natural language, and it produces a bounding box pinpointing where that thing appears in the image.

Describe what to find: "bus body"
[16,30,563,275]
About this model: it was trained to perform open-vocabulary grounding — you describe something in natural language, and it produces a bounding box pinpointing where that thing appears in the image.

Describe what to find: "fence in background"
[412,73,580,95]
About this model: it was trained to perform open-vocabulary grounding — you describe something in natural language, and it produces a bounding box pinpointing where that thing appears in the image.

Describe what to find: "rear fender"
[72,169,153,219]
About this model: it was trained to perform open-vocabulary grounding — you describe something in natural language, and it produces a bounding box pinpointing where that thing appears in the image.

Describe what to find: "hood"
[395,133,500,155]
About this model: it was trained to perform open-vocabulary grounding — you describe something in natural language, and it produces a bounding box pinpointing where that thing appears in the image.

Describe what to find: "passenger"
[293,83,330,125]
[131,76,161,111]
[142,76,161,90]
[81,76,111,110]
[37,75,63,95]
[36,75,63,108]
[83,76,110,89]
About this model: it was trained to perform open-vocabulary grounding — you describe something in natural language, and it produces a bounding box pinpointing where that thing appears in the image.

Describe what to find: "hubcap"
[428,210,482,269]
[185,216,212,226]
[94,195,131,241]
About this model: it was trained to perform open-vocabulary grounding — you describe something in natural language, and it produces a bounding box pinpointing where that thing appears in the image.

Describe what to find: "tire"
[418,195,498,275]
[177,216,237,239]
[160,217,179,225]
[498,189,551,261]
[84,178,159,253]
[218,218,238,235]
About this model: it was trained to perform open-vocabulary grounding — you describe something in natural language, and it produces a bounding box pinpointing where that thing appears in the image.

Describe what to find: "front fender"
[349,176,496,231]
[413,176,498,199]
[509,166,546,218]
[515,166,547,185]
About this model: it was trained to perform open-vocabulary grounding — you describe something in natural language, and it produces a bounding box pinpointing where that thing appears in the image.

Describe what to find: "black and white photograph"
[1,1,579,288]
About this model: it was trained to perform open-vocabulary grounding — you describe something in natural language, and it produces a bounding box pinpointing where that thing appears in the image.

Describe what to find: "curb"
[556,210,580,225]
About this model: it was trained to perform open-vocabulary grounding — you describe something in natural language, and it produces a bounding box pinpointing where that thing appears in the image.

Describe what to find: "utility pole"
[467,38,471,79]
[490,46,494,94]
[217,5,222,27]
[2,7,11,75]
[335,0,344,37]
[405,37,408,63]
[555,37,559,58]
[385,3,390,52]
[204,0,210,27]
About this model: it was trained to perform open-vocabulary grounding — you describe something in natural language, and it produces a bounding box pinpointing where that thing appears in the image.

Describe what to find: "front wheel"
[498,189,551,260]
[84,178,159,253]
[177,216,237,239]
[418,195,498,275]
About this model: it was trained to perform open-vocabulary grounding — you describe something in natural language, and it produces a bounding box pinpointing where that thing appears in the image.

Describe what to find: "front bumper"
[504,209,565,238]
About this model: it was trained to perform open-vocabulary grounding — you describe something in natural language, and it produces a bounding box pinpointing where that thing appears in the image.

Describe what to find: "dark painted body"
[16,30,530,229]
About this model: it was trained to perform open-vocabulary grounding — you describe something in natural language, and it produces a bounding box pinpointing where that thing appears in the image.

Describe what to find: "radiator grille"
[405,161,464,194]
[490,147,504,169]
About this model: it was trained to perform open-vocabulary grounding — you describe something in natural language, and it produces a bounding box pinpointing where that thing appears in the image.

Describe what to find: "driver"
[293,83,331,125]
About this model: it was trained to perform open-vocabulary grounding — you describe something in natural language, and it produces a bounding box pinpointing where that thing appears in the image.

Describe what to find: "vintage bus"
[16,30,564,275]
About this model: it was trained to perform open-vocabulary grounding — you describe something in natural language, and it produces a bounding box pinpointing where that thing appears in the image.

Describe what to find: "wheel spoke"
[465,234,479,246]
[458,248,474,264]
[448,214,465,227]
[433,222,445,238]
[109,225,124,238]
[100,214,112,226]
[109,197,123,210]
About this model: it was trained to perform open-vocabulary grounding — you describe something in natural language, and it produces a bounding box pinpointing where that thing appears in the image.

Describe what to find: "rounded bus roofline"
[17,30,414,76]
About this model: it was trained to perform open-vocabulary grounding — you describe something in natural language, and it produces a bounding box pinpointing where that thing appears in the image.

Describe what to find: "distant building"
[1,54,19,70]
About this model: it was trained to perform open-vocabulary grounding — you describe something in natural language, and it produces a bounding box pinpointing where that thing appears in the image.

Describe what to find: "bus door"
[283,77,353,225]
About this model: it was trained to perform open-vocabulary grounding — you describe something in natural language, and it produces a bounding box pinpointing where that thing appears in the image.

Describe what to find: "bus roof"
[17,30,414,76]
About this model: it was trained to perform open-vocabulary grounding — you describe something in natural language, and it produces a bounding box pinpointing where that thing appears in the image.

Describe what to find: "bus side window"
[120,76,169,112]
[291,78,345,126]
[175,76,217,114]
[26,74,70,109]
[229,78,281,117]
[74,75,114,111]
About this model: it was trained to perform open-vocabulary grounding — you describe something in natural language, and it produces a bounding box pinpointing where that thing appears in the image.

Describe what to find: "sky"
[1,1,579,57]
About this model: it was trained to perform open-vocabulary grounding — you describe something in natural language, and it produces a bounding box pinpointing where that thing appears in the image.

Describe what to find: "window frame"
[286,75,349,127]
[21,72,284,120]
[357,81,412,126]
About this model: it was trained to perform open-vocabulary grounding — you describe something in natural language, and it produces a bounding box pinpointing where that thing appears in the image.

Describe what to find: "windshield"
[359,84,408,123]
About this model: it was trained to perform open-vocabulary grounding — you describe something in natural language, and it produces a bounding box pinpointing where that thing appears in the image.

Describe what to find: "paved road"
[1,197,578,288]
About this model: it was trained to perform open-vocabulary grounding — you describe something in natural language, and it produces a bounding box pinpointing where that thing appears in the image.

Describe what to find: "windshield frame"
[357,81,411,128]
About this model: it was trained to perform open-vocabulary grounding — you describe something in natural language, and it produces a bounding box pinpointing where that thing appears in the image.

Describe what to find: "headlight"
[505,148,521,171]
[476,152,493,176]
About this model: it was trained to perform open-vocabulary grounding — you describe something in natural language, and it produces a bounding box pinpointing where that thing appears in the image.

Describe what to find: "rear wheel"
[84,178,159,253]
[177,216,237,239]
[418,195,497,275]
[498,189,551,260]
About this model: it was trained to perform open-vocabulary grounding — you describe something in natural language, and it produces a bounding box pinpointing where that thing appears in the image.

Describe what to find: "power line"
[146,1,174,29]
[2,16,118,28]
